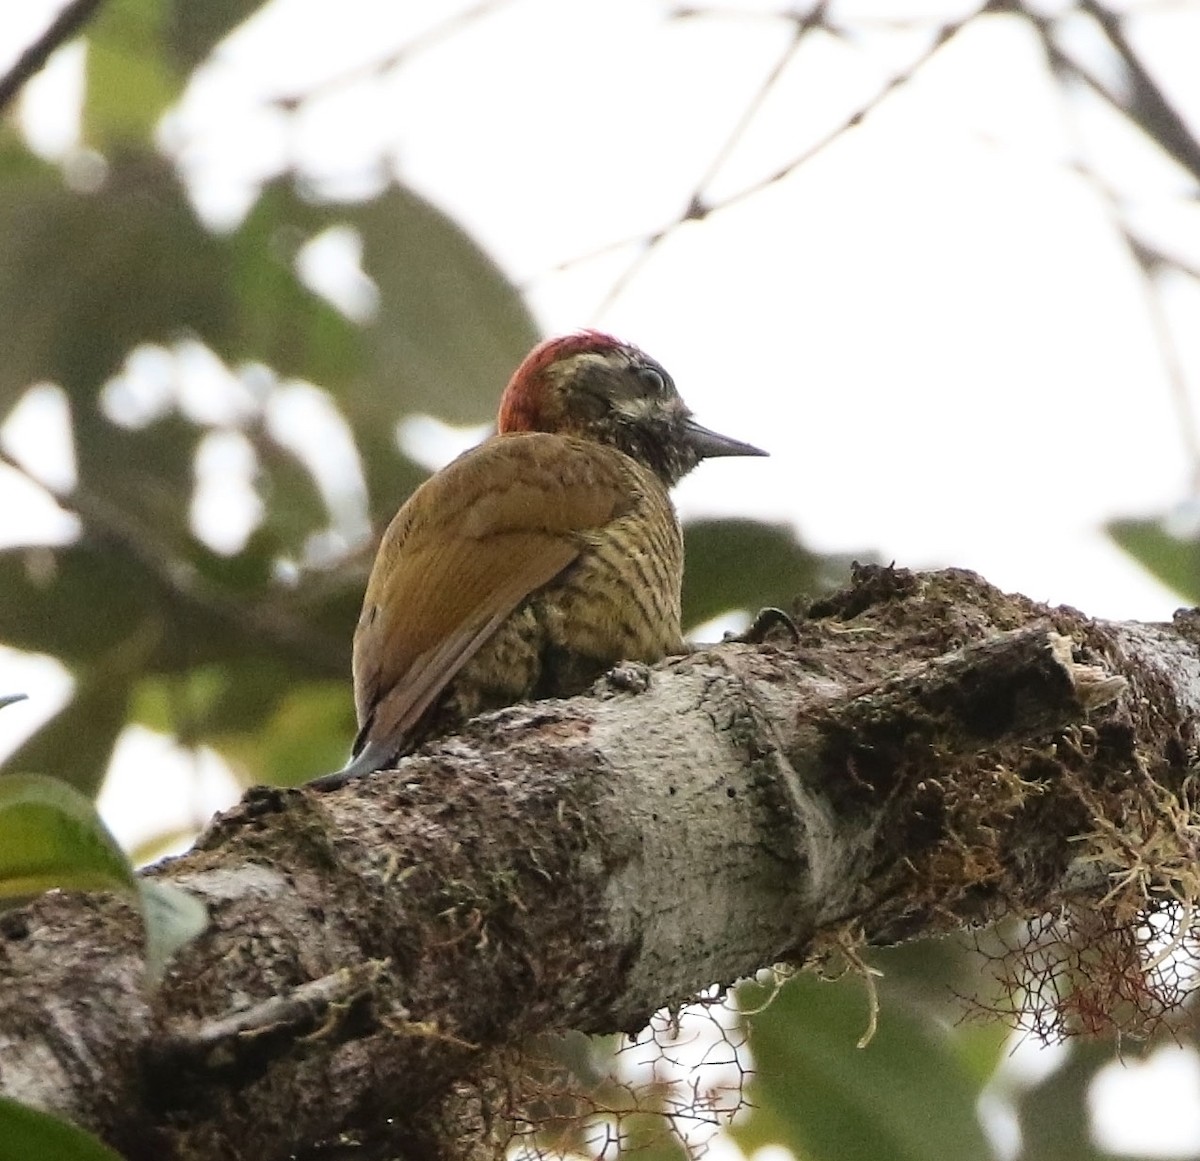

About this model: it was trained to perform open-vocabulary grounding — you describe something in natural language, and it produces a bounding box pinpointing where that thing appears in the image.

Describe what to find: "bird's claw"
[724,607,800,646]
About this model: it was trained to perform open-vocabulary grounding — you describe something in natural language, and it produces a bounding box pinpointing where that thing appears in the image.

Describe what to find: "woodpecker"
[311,331,765,789]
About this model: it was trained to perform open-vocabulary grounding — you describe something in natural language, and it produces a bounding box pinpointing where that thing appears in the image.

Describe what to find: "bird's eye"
[636,365,668,395]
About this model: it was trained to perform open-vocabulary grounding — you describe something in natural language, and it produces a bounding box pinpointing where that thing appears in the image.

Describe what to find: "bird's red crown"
[497,330,628,434]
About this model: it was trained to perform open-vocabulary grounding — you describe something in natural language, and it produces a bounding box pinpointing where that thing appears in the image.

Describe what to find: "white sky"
[3,1,1200,1156]
[156,0,1200,624]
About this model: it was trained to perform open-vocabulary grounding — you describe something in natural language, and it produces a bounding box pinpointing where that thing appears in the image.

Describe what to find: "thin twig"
[1078,0,1200,185]
[668,15,973,227]
[268,0,512,109]
[1124,239,1200,494]
[0,0,107,114]
[537,5,984,313]
[590,2,833,315]
[1030,13,1200,490]
[693,3,833,207]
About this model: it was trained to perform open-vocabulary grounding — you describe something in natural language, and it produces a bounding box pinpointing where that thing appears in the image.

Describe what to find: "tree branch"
[0,0,107,114]
[2,565,1195,1160]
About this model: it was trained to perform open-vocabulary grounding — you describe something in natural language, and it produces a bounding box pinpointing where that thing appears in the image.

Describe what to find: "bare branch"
[266,0,514,110]
[586,2,834,312]
[539,5,986,313]
[3,565,1196,1158]
[0,0,107,114]
[1027,15,1200,490]
[1078,0,1200,186]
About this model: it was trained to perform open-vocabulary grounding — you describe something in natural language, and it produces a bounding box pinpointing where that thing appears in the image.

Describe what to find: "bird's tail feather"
[306,739,395,791]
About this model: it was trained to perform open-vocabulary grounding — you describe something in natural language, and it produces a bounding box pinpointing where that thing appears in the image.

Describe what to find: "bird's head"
[497,331,766,486]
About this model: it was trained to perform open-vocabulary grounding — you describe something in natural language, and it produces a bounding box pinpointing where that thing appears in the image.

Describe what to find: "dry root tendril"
[503,999,753,1160]
[971,769,1200,1042]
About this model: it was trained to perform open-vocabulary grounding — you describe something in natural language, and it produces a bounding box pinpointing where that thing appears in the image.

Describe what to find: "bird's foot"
[724,607,800,646]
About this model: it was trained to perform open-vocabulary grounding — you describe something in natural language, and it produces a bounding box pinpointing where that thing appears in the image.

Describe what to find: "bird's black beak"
[682,417,768,460]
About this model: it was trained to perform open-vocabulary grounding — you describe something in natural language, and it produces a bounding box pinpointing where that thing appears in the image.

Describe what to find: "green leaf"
[129,664,276,739]
[74,411,200,546]
[84,0,178,144]
[0,152,234,411]
[0,664,135,798]
[214,680,353,786]
[0,774,135,902]
[0,1096,126,1161]
[138,880,208,982]
[130,666,353,786]
[0,545,159,664]
[682,519,854,629]
[350,185,540,427]
[611,1115,690,1161]
[0,775,207,979]
[164,0,265,73]
[248,430,336,557]
[84,0,267,145]
[1015,1040,1113,1161]
[0,135,58,182]
[224,184,363,385]
[1107,516,1200,605]
[0,532,349,677]
[869,941,1010,1088]
[733,972,994,1161]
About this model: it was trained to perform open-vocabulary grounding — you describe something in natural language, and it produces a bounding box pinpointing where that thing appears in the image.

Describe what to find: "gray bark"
[0,564,1193,1160]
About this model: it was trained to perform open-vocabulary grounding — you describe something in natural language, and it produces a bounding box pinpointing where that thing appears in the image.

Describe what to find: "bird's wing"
[351,433,634,760]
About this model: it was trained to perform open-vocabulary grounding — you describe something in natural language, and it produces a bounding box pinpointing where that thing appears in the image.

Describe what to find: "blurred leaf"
[350,185,540,427]
[682,519,853,629]
[138,880,208,982]
[733,971,995,1161]
[214,680,351,786]
[84,0,268,146]
[0,534,348,673]
[0,542,163,663]
[1015,1040,1114,1161]
[1,664,135,798]
[869,940,1010,1088]
[85,0,178,144]
[0,152,233,409]
[0,154,526,535]
[185,531,277,595]
[0,774,134,903]
[224,184,363,385]
[0,135,58,181]
[130,663,280,739]
[164,0,265,73]
[75,412,199,543]
[871,938,999,1018]
[219,182,434,520]
[248,431,334,555]
[1107,517,1200,605]
[0,1095,125,1161]
[615,1115,690,1161]
[0,694,28,710]
[134,664,353,786]
[128,660,352,786]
